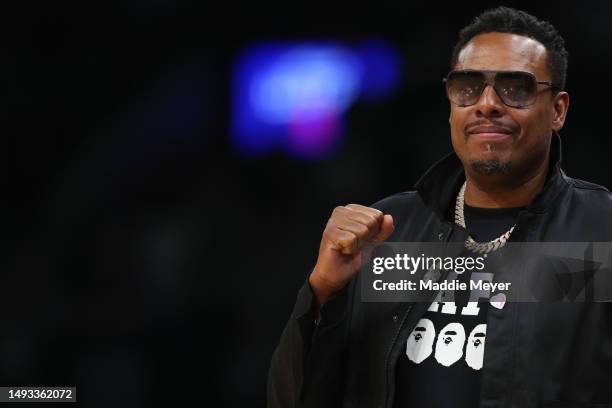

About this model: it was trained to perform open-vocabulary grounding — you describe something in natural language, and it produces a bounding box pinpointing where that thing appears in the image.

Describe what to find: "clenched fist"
[309,204,394,306]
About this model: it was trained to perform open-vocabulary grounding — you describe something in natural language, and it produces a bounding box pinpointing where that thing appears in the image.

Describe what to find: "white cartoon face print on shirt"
[434,322,466,367]
[465,323,486,370]
[406,318,435,364]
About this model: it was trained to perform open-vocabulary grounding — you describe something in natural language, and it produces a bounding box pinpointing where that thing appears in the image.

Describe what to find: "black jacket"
[268,133,612,408]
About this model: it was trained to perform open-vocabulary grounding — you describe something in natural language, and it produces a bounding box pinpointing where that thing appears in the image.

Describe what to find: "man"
[268,7,612,408]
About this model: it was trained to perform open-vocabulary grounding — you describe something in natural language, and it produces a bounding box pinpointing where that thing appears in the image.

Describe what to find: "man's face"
[449,32,568,184]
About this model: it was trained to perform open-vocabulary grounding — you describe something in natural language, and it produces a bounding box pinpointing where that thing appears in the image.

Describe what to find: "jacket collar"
[413,132,568,221]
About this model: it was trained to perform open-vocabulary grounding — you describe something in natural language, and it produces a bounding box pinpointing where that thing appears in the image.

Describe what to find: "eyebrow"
[444,330,457,335]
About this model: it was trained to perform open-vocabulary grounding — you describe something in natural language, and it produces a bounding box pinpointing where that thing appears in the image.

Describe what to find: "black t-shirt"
[392,203,524,408]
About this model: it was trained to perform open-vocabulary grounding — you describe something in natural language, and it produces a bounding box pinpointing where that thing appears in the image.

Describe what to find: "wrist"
[308,270,344,306]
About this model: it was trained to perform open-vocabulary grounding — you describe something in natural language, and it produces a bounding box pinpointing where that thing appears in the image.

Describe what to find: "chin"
[469,158,512,176]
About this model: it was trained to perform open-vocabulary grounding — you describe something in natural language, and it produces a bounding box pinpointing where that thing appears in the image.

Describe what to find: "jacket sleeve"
[267,272,354,408]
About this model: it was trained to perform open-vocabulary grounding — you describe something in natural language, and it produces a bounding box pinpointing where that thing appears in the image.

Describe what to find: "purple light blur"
[232,40,401,159]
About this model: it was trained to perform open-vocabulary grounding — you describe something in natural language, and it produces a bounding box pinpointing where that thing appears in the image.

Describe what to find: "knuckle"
[371,208,384,219]
[338,234,355,248]
[356,223,369,236]
[364,213,378,228]
[323,225,338,240]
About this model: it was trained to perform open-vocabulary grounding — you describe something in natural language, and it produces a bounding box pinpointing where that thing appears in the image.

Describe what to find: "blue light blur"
[232,40,402,159]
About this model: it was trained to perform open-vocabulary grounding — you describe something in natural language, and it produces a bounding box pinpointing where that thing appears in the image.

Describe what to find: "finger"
[344,204,384,221]
[335,218,372,241]
[371,214,395,242]
[345,211,381,235]
[326,227,360,255]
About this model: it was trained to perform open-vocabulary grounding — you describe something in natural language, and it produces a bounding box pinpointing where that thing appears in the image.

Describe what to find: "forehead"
[455,32,549,79]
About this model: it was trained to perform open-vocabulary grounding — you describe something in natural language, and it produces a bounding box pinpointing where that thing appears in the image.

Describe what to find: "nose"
[474,84,506,117]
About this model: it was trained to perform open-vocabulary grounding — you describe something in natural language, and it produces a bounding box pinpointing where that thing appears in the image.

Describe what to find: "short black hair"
[451,7,568,91]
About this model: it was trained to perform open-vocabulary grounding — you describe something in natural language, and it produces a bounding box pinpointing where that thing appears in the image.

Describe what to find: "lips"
[467,125,513,140]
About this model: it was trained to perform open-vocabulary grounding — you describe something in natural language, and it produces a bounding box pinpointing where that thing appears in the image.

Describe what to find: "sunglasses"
[443,70,559,108]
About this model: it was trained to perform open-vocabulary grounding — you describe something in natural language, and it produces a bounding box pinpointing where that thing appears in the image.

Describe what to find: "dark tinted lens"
[446,71,485,106]
[495,72,537,107]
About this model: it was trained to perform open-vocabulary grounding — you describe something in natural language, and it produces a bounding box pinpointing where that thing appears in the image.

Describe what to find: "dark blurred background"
[9,1,612,407]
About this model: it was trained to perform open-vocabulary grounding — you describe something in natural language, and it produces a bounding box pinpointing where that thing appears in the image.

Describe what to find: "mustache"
[464,119,517,135]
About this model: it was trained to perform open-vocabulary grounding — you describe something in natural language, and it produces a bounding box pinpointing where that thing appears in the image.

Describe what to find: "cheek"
[449,106,462,126]
[515,107,550,142]
[449,108,466,141]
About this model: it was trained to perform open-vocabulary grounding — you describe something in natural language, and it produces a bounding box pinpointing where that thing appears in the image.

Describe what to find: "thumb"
[372,214,394,242]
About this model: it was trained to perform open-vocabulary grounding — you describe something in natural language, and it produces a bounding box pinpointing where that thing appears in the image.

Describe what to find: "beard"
[470,159,511,176]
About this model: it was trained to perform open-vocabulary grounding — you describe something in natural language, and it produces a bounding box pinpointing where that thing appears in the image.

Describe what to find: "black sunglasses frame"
[442,69,560,108]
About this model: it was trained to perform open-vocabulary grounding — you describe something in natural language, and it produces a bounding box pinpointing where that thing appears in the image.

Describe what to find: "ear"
[551,91,569,132]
